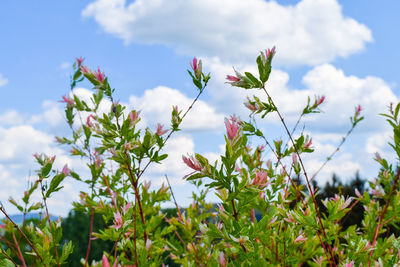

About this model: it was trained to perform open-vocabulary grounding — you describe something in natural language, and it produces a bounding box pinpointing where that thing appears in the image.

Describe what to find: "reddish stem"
[84,208,94,266]
[368,168,400,266]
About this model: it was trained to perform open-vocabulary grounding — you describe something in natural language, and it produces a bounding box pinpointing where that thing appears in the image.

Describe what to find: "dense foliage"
[1,48,400,266]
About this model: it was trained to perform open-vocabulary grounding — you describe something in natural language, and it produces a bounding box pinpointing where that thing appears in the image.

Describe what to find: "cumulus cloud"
[0,73,8,87]
[129,86,225,131]
[0,124,89,216]
[82,0,372,66]
[0,110,24,126]
[206,60,397,134]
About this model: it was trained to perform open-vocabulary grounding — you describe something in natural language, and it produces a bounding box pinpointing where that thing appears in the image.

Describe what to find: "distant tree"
[314,172,366,229]
[61,211,113,266]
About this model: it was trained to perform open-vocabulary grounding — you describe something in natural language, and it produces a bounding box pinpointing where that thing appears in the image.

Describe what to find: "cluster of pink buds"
[265,46,276,61]
[182,155,202,172]
[251,170,269,188]
[156,123,168,136]
[76,56,84,68]
[111,211,123,230]
[60,95,75,106]
[226,68,245,87]
[355,105,362,116]
[93,67,105,83]
[102,254,119,267]
[129,110,140,126]
[190,57,202,79]
[224,115,241,142]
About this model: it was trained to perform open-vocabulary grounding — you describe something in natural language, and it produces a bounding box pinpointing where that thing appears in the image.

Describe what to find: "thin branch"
[12,232,26,267]
[0,206,44,264]
[368,167,400,266]
[0,246,18,266]
[165,175,183,219]
[40,180,60,267]
[261,87,336,267]
[310,124,356,182]
[84,208,94,267]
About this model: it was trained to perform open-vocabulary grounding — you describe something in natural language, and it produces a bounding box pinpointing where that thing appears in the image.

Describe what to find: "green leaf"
[244,72,262,88]
[46,174,66,198]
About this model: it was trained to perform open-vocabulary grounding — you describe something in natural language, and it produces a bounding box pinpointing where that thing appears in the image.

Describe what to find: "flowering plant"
[1,47,400,267]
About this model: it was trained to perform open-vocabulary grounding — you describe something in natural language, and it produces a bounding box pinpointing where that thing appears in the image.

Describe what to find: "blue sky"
[0,0,399,216]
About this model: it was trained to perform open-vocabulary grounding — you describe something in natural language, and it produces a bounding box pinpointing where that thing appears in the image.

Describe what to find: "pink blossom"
[344,261,354,267]
[80,65,91,74]
[226,68,244,86]
[86,114,95,127]
[316,95,325,106]
[265,46,276,60]
[61,164,69,176]
[112,212,123,230]
[292,154,297,165]
[218,252,226,267]
[145,239,152,251]
[102,254,119,267]
[129,110,140,125]
[93,67,105,83]
[224,116,240,141]
[159,183,168,194]
[190,57,198,72]
[156,123,168,136]
[173,105,179,113]
[294,232,307,243]
[76,57,85,67]
[60,95,75,106]
[304,138,312,149]
[124,202,131,213]
[226,75,240,83]
[0,224,5,229]
[244,97,258,112]
[190,57,202,78]
[356,105,362,116]
[33,153,40,160]
[182,155,202,171]
[143,181,151,191]
[251,171,269,187]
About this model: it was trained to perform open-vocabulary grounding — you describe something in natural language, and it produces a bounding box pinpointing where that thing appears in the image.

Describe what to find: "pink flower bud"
[61,164,69,176]
[265,46,276,60]
[145,239,152,251]
[224,116,240,142]
[80,65,91,74]
[218,252,226,267]
[156,123,168,136]
[355,105,362,116]
[76,57,85,68]
[93,67,105,83]
[182,155,202,171]
[60,95,75,106]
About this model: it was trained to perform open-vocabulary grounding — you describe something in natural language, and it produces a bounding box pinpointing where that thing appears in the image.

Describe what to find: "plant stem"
[0,206,44,264]
[84,208,94,266]
[12,232,26,267]
[0,246,18,266]
[310,124,356,182]
[261,87,336,267]
[368,167,400,266]
[40,180,60,267]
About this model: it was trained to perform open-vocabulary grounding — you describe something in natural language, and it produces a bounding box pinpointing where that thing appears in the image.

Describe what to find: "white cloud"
[0,110,24,126]
[206,60,397,134]
[30,101,64,127]
[0,73,8,87]
[129,86,225,131]
[82,0,372,66]
[0,124,89,216]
